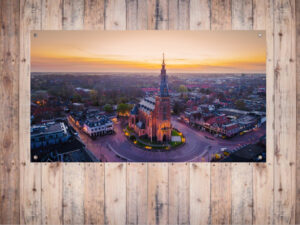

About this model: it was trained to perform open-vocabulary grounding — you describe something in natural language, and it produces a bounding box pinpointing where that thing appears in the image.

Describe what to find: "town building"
[31,122,70,149]
[68,108,115,138]
[82,115,114,137]
[129,54,172,142]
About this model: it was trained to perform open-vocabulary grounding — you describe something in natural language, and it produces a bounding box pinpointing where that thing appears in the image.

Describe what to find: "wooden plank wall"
[0,0,298,224]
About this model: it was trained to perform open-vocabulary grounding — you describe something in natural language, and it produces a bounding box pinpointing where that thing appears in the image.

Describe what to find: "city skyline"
[31,30,266,73]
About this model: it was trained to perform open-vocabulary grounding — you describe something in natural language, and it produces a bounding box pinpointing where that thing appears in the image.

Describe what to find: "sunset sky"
[31,30,266,73]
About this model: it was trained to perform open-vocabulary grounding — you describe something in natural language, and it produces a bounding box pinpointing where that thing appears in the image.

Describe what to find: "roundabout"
[71,116,266,162]
[123,125,185,152]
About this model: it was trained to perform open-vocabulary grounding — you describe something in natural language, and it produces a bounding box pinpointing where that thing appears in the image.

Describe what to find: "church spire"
[159,53,169,97]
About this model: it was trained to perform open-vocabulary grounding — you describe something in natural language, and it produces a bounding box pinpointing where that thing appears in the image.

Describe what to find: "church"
[129,54,172,142]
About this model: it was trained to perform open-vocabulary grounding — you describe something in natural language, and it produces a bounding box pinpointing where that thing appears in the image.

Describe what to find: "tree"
[173,101,185,115]
[235,100,247,110]
[103,104,113,113]
[118,96,129,104]
[89,90,99,106]
[72,93,82,103]
[117,103,132,115]
[178,85,188,93]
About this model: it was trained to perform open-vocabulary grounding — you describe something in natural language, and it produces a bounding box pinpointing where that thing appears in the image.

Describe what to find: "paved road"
[70,117,266,162]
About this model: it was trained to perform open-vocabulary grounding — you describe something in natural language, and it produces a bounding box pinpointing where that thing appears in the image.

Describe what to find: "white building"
[31,122,70,149]
[82,116,114,137]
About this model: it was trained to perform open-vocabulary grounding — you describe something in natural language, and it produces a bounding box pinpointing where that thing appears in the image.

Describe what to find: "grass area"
[171,129,181,136]
[126,125,134,134]
[139,137,162,145]
[124,126,185,150]
[170,141,182,148]
[170,129,184,148]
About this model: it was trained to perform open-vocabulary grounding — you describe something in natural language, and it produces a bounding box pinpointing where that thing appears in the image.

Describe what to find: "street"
[70,117,266,162]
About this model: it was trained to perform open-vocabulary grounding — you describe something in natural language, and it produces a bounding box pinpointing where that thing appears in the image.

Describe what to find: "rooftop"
[85,115,112,127]
[31,122,67,136]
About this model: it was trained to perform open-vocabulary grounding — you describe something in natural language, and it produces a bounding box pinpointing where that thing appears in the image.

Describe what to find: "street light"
[258,155,263,160]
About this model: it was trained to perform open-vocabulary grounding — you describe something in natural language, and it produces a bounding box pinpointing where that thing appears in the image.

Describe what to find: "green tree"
[118,96,129,104]
[178,85,188,93]
[173,101,185,115]
[117,103,132,115]
[103,104,113,113]
[89,90,99,106]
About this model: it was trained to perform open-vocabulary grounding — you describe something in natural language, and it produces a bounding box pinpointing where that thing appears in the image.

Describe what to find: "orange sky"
[31,30,266,73]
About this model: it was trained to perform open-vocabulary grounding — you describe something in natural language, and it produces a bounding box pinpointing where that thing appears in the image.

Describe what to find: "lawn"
[124,126,185,150]
[171,129,181,136]
[170,141,182,148]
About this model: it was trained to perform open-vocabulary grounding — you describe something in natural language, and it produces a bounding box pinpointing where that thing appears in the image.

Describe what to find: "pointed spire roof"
[159,53,169,97]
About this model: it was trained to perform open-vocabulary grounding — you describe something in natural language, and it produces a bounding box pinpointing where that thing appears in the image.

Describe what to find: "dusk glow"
[31,30,266,73]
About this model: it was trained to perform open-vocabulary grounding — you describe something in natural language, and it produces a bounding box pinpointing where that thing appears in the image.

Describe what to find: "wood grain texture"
[84,163,105,225]
[147,0,169,29]
[231,0,253,30]
[0,0,298,224]
[168,163,190,225]
[253,0,267,29]
[190,0,211,30]
[126,0,148,29]
[41,0,63,29]
[168,0,190,30]
[104,163,126,225]
[190,163,211,225]
[61,2,86,224]
[105,0,126,30]
[126,163,148,225]
[253,163,274,224]
[296,0,300,223]
[273,0,296,224]
[63,163,85,224]
[125,2,148,224]
[253,0,275,224]
[39,2,63,225]
[19,0,42,224]
[82,5,106,223]
[210,2,233,225]
[189,4,212,225]
[84,0,105,30]
[147,163,168,225]
[231,163,253,224]
[41,163,63,225]
[103,2,127,225]
[0,0,20,224]
[211,0,231,30]
[62,0,84,30]
[210,163,232,225]
[20,163,42,225]
[231,1,254,224]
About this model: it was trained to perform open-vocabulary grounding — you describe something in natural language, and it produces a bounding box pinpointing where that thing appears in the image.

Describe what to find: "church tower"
[160,53,169,97]
[155,53,172,142]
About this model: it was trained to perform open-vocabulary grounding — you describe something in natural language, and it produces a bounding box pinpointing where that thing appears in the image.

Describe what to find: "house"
[82,116,114,137]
